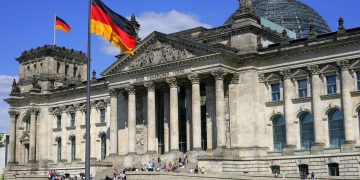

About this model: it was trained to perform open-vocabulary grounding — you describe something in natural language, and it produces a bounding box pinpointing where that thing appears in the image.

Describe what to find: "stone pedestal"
[310,143,324,154]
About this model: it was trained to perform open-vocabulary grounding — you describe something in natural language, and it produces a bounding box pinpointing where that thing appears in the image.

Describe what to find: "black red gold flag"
[91,0,137,55]
[55,16,71,32]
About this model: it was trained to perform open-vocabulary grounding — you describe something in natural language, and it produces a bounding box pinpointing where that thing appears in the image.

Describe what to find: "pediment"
[292,69,309,78]
[265,73,281,82]
[320,64,338,74]
[102,32,215,76]
[350,60,360,70]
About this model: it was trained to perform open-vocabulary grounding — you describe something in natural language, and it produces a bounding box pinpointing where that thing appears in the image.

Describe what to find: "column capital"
[166,77,178,88]
[280,69,292,79]
[188,73,200,84]
[8,110,19,118]
[230,73,240,84]
[307,65,320,75]
[28,107,40,115]
[125,85,136,95]
[144,81,155,91]
[337,60,351,71]
[211,68,226,80]
[108,88,120,97]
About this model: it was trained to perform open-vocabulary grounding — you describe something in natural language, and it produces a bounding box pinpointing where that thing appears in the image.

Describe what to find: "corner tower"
[16,45,87,93]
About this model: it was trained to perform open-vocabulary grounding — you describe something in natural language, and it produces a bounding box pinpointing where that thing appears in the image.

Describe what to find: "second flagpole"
[54,15,56,45]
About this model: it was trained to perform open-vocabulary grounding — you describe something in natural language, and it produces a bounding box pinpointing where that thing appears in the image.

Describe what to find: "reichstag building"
[5,0,360,179]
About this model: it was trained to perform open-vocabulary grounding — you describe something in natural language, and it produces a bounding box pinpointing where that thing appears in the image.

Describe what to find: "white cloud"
[100,10,212,56]
[0,75,18,133]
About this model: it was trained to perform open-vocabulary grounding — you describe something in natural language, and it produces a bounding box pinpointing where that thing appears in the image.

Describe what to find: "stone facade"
[4,1,360,179]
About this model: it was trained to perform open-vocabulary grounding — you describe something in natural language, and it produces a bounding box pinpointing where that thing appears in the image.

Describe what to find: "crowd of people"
[48,170,89,180]
[106,154,208,179]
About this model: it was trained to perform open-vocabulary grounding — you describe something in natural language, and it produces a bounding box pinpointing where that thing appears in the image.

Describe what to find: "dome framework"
[225,0,332,38]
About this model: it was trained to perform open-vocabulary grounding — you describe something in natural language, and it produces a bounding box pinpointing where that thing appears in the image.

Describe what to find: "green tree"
[0,133,6,148]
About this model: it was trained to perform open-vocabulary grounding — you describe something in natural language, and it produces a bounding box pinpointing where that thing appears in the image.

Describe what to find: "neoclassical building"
[5,0,360,179]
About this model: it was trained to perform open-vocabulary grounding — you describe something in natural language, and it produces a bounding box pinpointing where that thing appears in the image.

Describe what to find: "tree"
[0,133,6,148]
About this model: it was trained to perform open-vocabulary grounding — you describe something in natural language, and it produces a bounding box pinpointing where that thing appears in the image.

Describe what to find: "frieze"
[133,69,189,83]
[128,40,194,69]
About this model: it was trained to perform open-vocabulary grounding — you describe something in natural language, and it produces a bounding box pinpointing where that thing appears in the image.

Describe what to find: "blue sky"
[0,0,359,133]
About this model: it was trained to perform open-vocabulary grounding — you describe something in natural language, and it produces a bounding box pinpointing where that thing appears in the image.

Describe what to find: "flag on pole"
[55,16,71,32]
[91,0,137,55]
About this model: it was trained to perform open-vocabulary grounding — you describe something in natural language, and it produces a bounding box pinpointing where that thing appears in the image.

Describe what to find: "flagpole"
[85,0,92,179]
[54,15,56,45]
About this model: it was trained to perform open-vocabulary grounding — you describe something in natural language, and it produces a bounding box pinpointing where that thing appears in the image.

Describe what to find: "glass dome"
[225,0,332,38]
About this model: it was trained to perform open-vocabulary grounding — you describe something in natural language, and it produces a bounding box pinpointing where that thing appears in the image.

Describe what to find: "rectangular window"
[357,72,360,90]
[100,109,106,123]
[326,75,337,94]
[271,83,281,101]
[298,79,308,98]
[70,113,76,127]
[56,115,61,128]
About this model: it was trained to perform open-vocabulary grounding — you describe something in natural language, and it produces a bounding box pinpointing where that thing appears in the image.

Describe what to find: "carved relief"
[230,73,240,84]
[8,110,19,118]
[136,125,145,153]
[307,65,320,75]
[128,41,194,69]
[166,77,178,88]
[144,81,155,91]
[337,60,350,71]
[108,88,120,97]
[211,68,226,80]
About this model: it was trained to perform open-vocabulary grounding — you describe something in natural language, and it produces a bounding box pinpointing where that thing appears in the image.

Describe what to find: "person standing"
[311,172,315,180]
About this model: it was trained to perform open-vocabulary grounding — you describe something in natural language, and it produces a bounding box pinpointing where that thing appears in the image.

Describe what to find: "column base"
[128,152,137,155]
[147,151,157,154]
[191,148,204,152]
[7,161,18,167]
[213,146,226,157]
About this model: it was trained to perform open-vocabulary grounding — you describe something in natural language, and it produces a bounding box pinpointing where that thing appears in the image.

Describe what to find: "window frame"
[326,75,337,94]
[271,83,281,102]
[99,109,106,123]
[57,138,62,162]
[56,114,62,128]
[71,137,76,161]
[299,112,315,149]
[297,79,308,98]
[328,109,345,148]
[70,112,76,127]
[272,115,287,151]
[101,134,106,160]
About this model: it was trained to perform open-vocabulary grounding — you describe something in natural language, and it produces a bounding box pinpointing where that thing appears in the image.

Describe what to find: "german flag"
[91,0,137,55]
[55,16,71,33]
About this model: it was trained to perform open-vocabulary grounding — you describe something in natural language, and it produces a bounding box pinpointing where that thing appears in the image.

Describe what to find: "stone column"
[163,90,170,153]
[281,69,297,151]
[166,77,179,151]
[126,85,136,154]
[338,60,356,144]
[211,69,226,148]
[188,73,202,151]
[308,65,325,151]
[108,88,120,156]
[206,81,215,150]
[8,110,19,163]
[29,107,39,162]
[229,74,239,148]
[145,81,156,153]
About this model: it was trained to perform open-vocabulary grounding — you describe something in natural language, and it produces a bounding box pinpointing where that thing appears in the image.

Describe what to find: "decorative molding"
[66,126,76,130]
[337,60,350,71]
[144,81,155,91]
[8,110,19,118]
[16,45,87,63]
[320,93,341,100]
[28,107,40,115]
[108,88,120,97]
[95,122,107,127]
[211,68,226,80]
[166,77,178,88]
[230,73,240,84]
[125,85,136,95]
[280,69,292,79]
[291,97,312,104]
[128,40,194,69]
[307,65,320,75]
[258,73,266,83]
[188,73,200,84]
[265,101,284,107]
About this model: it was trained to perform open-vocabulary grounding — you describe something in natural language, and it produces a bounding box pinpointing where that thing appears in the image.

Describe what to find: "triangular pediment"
[350,60,360,70]
[292,69,309,78]
[320,64,338,74]
[102,32,216,76]
[265,73,281,82]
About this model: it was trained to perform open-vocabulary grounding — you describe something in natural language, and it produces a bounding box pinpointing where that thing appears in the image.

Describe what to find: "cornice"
[16,45,87,63]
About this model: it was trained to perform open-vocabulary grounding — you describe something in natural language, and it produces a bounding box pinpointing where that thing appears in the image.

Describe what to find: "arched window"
[57,138,62,162]
[273,115,286,151]
[328,109,345,148]
[70,137,76,161]
[101,134,106,160]
[73,66,78,77]
[300,112,314,149]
